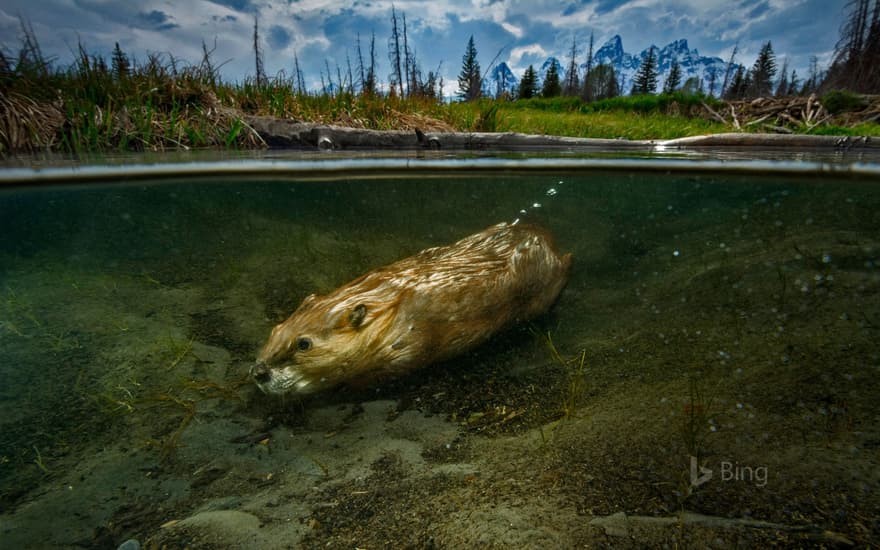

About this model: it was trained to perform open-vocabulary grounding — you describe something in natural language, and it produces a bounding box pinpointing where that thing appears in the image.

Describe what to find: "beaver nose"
[250,362,271,383]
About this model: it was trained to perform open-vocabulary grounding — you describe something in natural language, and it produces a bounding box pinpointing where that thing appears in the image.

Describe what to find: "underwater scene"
[0,160,878,548]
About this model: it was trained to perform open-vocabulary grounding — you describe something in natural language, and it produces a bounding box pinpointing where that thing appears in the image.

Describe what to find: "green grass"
[445,95,732,139]
[492,106,730,140]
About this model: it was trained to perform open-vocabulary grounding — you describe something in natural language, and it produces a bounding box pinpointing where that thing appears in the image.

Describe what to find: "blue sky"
[0,1,847,95]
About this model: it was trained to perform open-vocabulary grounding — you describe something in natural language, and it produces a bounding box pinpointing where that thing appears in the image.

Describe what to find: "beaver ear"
[293,294,318,314]
[349,303,367,329]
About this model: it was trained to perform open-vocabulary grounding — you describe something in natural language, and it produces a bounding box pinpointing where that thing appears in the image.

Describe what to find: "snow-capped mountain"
[592,35,732,95]
[484,35,734,98]
[486,62,518,97]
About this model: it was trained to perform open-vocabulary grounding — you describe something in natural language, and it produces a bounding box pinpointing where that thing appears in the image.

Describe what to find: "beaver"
[251,222,571,395]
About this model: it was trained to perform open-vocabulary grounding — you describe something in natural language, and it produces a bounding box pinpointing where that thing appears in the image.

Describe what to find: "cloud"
[510,44,549,69]
[136,10,179,31]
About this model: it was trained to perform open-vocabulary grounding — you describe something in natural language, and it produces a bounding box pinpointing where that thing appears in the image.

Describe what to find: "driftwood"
[704,94,880,133]
[242,116,877,152]
[243,116,654,151]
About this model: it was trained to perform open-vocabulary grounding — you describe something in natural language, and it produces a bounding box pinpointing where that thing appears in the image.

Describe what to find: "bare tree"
[825,0,880,92]
[581,32,595,101]
[293,51,306,94]
[365,31,378,95]
[720,41,738,98]
[388,6,404,97]
[253,16,265,87]
[563,36,579,96]
[355,33,366,93]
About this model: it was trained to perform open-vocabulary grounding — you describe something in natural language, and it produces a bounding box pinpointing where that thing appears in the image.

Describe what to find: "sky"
[0,1,848,96]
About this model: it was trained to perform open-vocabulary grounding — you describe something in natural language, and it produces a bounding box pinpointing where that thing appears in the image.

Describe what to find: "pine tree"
[518,65,538,99]
[457,36,482,101]
[631,47,658,95]
[749,41,777,97]
[542,61,562,97]
[724,65,746,99]
[663,59,682,94]
[111,42,129,79]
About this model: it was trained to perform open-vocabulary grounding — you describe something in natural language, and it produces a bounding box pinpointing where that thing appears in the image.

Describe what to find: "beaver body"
[251,222,572,395]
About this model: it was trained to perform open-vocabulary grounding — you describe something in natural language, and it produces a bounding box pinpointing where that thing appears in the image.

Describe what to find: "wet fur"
[253,222,572,395]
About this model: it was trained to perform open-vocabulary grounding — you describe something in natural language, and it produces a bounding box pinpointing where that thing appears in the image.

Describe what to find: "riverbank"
[3,62,880,156]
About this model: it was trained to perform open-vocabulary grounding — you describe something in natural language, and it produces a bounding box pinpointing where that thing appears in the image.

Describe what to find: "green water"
[0,161,878,548]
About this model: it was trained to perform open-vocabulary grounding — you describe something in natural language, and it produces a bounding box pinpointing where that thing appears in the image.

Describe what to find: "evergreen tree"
[457,35,482,101]
[518,65,538,99]
[724,65,746,99]
[563,36,579,96]
[631,47,658,95]
[749,41,777,97]
[542,61,562,97]
[663,59,682,93]
[111,42,129,79]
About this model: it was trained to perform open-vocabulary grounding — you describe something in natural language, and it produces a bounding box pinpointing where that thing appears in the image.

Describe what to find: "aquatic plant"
[679,375,715,465]
[535,330,589,444]
[32,446,49,474]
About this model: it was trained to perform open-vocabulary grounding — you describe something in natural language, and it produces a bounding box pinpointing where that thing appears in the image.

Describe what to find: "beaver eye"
[296,337,312,352]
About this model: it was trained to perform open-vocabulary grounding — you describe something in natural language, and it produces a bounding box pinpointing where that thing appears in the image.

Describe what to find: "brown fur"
[251,222,572,395]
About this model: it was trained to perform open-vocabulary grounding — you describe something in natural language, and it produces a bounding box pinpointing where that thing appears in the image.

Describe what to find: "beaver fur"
[251,222,571,395]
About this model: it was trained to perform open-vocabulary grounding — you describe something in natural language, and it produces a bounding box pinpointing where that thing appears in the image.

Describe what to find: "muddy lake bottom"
[0,166,878,548]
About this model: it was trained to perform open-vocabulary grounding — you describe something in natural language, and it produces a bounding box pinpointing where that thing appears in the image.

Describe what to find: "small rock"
[589,511,629,537]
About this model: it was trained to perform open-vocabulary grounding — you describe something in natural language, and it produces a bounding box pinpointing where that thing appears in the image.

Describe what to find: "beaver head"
[251,290,401,395]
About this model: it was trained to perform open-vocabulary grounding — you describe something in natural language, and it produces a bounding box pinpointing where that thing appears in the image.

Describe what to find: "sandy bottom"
[0,172,878,548]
